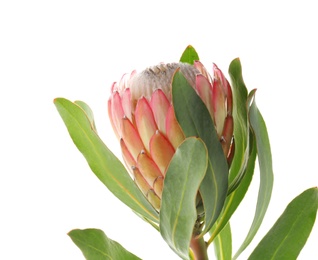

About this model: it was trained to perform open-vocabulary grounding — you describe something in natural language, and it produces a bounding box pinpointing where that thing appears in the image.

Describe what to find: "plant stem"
[190,236,209,260]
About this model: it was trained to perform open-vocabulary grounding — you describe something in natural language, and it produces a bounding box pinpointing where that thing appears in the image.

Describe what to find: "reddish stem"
[190,236,209,260]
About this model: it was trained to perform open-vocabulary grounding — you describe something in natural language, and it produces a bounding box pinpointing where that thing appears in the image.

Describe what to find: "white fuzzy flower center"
[128,62,199,102]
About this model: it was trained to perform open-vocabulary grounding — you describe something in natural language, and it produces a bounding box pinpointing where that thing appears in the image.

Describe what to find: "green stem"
[190,236,209,260]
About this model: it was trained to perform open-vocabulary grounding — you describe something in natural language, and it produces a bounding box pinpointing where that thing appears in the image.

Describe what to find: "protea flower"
[108,61,233,211]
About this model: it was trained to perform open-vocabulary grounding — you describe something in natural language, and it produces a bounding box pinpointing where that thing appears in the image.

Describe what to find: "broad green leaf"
[160,137,208,260]
[208,132,256,242]
[233,95,274,259]
[74,100,97,132]
[54,98,159,223]
[172,71,229,235]
[179,45,200,64]
[249,187,318,260]
[213,222,232,260]
[228,58,250,194]
[68,228,141,260]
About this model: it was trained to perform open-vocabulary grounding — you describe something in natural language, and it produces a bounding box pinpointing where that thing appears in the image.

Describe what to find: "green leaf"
[213,222,232,260]
[208,132,257,243]
[68,228,141,260]
[172,71,228,235]
[160,137,208,260]
[54,98,159,223]
[172,71,229,235]
[233,94,274,259]
[249,187,318,260]
[179,45,200,64]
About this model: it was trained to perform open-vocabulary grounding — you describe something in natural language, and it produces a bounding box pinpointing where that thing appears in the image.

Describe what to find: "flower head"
[108,61,233,211]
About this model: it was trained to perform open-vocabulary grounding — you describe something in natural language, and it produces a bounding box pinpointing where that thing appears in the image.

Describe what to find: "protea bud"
[108,61,233,211]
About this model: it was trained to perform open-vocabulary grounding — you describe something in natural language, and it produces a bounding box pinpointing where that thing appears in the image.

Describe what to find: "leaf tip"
[67,229,76,238]
[180,45,199,64]
[53,97,61,104]
[229,57,241,69]
[53,97,68,106]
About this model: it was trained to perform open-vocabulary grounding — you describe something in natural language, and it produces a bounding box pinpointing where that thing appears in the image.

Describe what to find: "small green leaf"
[233,95,274,259]
[54,98,159,223]
[68,228,141,260]
[172,71,229,235]
[249,187,318,260]
[228,58,250,193]
[179,45,200,64]
[213,222,232,260]
[74,100,97,132]
[160,137,208,260]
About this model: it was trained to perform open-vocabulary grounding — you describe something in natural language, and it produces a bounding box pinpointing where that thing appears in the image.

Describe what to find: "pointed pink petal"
[135,97,158,151]
[147,190,161,211]
[120,138,136,173]
[137,151,163,188]
[121,117,145,160]
[213,63,233,114]
[220,115,234,157]
[153,176,163,199]
[150,89,170,134]
[149,130,175,175]
[212,80,227,137]
[129,70,137,79]
[196,74,213,117]
[165,105,185,149]
[194,61,212,82]
[110,81,117,92]
[121,88,132,121]
[110,91,125,137]
[133,166,152,196]
[227,138,235,166]
[213,63,227,91]
[107,98,120,139]
[118,73,129,92]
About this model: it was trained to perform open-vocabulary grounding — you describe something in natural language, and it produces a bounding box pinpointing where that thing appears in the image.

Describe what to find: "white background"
[1,0,317,259]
